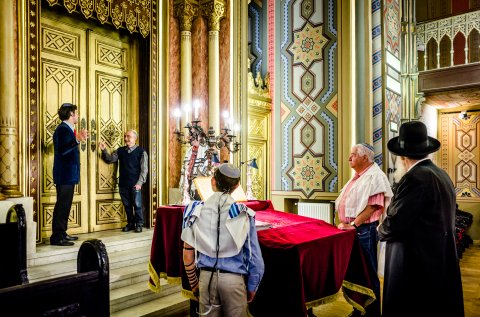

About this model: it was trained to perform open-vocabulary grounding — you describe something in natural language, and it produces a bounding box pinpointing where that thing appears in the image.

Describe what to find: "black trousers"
[51,184,75,242]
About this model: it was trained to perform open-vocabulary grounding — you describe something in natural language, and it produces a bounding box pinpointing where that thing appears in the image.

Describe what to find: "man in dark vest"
[99,129,148,233]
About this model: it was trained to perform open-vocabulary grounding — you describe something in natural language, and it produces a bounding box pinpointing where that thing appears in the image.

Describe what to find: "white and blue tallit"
[335,162,393,219]
[181,192,255,258]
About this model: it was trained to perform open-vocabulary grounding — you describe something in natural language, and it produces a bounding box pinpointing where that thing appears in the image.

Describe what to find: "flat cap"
[218,163,240,178]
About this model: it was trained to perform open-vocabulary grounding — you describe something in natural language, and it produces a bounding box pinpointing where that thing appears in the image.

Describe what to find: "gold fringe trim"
[148,261,182,293]
[148,261,161,293]
[341,280,376,314]
[246,293,339,317]
[182,289,199,300]
[305,292,339,309]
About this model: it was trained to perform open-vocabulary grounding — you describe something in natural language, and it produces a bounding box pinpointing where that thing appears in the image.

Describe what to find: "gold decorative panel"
[41,61,80,195]
[45,0,152,37]
[439,112,480,200]
[96,74,126,194]
[98,119,123,193]
[41,26,79,59]
[96,200,126,224]
[101,119,123,148]
[39,11,137,237]
[247,71,271,200]
[248,113,268,140]
[0,126,17,185]
[97,42,127,70]
[248,142,265,199]
[98,75,126,98]
[42,202,81,230]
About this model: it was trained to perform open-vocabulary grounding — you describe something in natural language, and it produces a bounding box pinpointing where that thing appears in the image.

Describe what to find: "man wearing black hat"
[378,121,464,316]
[181,163,264,317]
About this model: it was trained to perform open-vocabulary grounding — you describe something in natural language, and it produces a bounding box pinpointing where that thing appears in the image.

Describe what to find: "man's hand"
[192,285,199,299]
[247,290,256,303]
[337,222,355,230]
[76,129,89,142]
[134,184,142,191]
[99,142,106,151]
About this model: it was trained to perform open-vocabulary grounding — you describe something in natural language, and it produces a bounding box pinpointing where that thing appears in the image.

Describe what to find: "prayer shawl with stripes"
[181,192,255,258]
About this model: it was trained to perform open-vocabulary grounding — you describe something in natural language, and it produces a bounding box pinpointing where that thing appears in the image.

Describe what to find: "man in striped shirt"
[335,143,393,317]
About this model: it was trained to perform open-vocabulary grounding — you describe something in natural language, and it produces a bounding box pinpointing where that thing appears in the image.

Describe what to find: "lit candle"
[234,123,240,135]
[173,108,181,130]
[222,111,229,129]
[184,103,191,122]
[194,100,200,119]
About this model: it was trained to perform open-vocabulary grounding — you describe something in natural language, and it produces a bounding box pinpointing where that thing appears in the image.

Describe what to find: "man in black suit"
[50,103,88,246]
[378,121,464,316]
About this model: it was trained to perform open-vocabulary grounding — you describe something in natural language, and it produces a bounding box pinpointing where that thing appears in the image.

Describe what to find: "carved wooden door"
[39,10,138,238]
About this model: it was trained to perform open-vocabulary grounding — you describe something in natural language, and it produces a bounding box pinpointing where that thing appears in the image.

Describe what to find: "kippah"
[218,163,240,178]
[61,103,74,107]
[361,143,375,152]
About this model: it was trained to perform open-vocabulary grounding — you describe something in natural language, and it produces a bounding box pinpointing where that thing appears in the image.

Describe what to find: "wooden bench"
[0,239,110,316]
[0,204,28,288]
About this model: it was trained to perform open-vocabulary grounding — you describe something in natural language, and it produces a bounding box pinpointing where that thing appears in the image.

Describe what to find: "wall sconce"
[240,158,258,200]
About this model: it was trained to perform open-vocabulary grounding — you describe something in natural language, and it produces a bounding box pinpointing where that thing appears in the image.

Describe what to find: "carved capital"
[248,71,271,99]
[174,0,199,32]
[200,0,225,31]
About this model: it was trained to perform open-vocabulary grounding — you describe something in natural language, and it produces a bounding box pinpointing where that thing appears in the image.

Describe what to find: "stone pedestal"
[0,197,36,258]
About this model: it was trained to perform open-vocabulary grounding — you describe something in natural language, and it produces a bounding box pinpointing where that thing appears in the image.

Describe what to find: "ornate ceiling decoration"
[45,0,151,38]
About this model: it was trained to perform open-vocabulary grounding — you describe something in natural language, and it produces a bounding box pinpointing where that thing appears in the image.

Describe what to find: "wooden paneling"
[419,63,480,93]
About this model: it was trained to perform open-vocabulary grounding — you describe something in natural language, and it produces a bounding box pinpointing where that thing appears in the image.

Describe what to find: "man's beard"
[393,158,408,183]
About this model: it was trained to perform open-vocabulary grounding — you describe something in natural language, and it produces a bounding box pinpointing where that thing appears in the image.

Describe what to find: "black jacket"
[53,122,80,185]
[378,159,464,317]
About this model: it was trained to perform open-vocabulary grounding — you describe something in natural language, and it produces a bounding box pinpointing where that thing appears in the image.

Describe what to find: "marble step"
[28,229,154,267]
[110,262,151,290]
[110,279,183,313]
[27,229,191,317]
[110,291,189,317]
[28,244,151,283]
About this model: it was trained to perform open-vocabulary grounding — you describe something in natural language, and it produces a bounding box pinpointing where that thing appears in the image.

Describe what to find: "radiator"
[297,202,333,224]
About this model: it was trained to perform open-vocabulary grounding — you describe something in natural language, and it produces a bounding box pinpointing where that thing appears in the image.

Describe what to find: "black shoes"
[123,224,143,232]
[51,239,74,246]
[122,224,136,232]
[64,234,78,241]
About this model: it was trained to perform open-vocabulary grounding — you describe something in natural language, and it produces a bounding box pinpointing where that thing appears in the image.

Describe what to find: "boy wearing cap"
[181,163,264,317]
[378,121,463,317]
[335,143,393,317]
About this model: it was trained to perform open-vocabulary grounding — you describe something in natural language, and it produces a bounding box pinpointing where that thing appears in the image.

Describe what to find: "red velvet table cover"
[148,201,375,316]
[148,200,274,287]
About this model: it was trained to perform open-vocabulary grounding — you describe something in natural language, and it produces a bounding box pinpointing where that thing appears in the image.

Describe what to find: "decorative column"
[201,0,225,132]
[0,0,21,199]
[174,0,198,130]
[402,0,419,119]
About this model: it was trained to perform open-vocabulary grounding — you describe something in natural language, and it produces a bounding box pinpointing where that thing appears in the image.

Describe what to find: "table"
[148,201,374,316]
